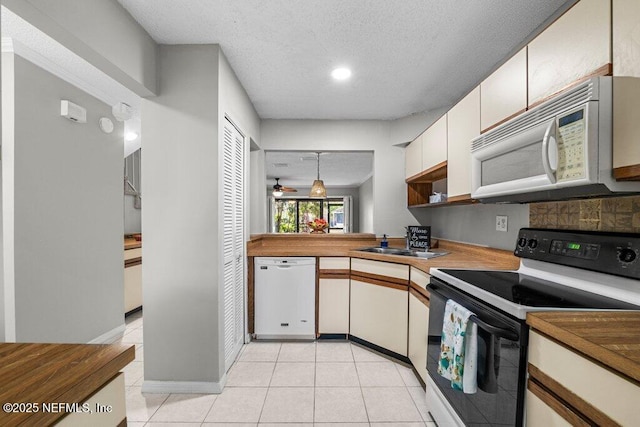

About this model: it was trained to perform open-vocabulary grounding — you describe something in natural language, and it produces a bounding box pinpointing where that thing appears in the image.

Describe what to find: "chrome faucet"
[405,227,410,250]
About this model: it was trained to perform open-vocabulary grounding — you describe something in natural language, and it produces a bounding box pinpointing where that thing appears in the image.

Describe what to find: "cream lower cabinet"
[124,263,142,313]
[57,373,126,426]
[318,278,350,334]
[124,248,142,314]
[525,389,573,427]
[350,278,408,356]
[408,290,429,383]
[318,257,351,334]
[527,330,640,426]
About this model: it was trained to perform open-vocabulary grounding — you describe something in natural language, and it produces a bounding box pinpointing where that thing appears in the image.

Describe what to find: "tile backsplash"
[529,195,640,233]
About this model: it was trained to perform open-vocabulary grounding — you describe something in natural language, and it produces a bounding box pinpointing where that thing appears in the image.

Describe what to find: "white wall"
[410,203,529,251]
[3,0,158,96]
[359,176,374,233]
[2,53,124,343]
[250,149,266,233]
[142,45,222,388]
[0,51,8,342]
[142,45,260,391]
[258,120,414,237]
[124,195,141,234]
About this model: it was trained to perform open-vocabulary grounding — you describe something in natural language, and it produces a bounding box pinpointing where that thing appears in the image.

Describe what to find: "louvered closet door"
[222,118,245,373]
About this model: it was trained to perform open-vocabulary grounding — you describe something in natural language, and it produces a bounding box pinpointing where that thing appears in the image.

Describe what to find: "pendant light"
[309,152,327,198]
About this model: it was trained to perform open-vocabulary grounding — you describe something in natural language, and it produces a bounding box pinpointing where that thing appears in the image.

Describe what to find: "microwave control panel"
[556,108,586,182]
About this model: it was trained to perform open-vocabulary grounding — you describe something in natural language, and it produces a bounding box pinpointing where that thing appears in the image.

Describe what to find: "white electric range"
[425,228,640,426]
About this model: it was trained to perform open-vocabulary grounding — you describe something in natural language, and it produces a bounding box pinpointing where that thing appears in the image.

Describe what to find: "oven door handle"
[468,315,519,341]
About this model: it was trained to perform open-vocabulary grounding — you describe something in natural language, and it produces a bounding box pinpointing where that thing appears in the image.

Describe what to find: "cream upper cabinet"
[528,0,611,106]
[613,0,640,77]
[421,114,447,172]
[480,48,527,132]
[447,87,480,198]
[613,78,640,173]
[405,134,423,179]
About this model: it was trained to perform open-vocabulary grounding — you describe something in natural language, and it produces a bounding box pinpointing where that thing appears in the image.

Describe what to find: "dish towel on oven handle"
[437,299,478,393]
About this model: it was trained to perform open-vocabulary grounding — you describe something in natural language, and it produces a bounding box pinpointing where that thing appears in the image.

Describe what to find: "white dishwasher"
[254,257,316,339]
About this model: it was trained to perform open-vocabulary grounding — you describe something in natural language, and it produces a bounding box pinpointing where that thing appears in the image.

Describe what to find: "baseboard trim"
[142,374,228,394]
[349,335,412,365]
[125,306,143,317]
[89,324,126,344]
[317,333,348,340]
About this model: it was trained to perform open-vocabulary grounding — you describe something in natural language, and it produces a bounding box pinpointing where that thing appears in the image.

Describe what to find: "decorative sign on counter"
[408,226,431,250]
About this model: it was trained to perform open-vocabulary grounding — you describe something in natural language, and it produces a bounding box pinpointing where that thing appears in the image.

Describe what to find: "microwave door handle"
[542,119,557,184]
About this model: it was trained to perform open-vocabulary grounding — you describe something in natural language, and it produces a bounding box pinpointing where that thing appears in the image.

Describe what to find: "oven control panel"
[514,228,640,279]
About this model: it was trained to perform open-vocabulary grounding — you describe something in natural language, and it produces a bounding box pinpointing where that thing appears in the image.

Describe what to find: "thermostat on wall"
[60,100,87,123]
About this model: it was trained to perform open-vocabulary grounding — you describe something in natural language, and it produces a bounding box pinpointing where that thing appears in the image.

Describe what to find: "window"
[271,197,350,233]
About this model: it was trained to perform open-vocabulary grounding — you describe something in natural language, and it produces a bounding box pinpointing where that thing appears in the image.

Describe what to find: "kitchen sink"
[357,247,448,259]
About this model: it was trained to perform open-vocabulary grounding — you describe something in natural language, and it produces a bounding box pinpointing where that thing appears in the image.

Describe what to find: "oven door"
[426,278,528,426]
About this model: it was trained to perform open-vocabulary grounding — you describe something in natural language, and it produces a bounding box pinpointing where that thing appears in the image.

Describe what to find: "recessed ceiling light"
[331,67,351,81]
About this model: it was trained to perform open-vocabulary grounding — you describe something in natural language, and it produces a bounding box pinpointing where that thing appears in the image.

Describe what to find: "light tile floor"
[120,312,436,426]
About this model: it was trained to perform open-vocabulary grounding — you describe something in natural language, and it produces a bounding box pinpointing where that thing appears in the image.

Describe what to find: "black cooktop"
[439,269,640,310]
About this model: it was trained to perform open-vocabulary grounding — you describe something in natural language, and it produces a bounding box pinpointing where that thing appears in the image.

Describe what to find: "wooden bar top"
[0,342,135,426]
[527,311,640,384]
[248,233,379,257]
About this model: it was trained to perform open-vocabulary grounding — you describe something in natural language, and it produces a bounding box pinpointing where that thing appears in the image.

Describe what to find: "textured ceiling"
[118,0,574,120]
[265,151,374,188]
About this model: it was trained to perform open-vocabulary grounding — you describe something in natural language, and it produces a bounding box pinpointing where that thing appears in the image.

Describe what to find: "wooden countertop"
[0,342,135,426]
[247,234,520,272]
[527,311,640,384]
[124,237,141,250]
[349,240,520,273]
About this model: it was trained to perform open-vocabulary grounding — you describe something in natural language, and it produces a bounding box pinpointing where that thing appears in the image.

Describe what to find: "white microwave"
[471,77,639,203]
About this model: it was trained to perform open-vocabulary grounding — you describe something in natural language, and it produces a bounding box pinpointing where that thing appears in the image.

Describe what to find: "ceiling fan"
[272,178,298,196]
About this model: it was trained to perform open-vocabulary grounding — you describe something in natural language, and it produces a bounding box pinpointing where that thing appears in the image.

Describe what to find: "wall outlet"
[496,215,508,232]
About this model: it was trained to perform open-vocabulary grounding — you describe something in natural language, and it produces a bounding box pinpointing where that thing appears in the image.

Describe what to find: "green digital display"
[567,243,581,250]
